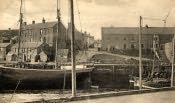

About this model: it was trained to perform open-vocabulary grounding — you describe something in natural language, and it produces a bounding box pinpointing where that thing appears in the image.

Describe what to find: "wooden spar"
[55,0,61,69]
[17,0,23,62]
[139,16,142,90]
[171,35,174,87]
[70,0,76,97]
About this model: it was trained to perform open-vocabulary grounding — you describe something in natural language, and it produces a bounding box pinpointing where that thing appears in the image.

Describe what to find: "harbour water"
[69,90,175,103]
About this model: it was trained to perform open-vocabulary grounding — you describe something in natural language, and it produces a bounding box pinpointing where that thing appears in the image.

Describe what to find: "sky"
[0,0,175,39]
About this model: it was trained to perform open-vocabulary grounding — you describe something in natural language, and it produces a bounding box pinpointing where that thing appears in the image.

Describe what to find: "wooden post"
[17,0,23,62]
[55,0,61,69]
[139,16,142,90]
[171,35,174,87]
[112,65,115,81]
[151,34,156,79]
[70,0,76,97]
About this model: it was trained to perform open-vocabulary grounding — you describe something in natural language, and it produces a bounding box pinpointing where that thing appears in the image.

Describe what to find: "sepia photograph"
[0,0,175,103]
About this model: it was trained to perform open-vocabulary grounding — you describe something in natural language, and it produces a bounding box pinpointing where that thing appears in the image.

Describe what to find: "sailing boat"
[0,0,93,90]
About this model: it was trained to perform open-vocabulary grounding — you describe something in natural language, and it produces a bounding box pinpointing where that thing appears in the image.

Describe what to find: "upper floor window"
[29,30,32,36]
[131,44,135,49]
[124,44,126,49]
[141,44,144,48]
[40,29,43,35]
[124,37,126,40]
[131,37,135,41]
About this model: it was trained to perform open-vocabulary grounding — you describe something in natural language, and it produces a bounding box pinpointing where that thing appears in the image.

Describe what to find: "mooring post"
[70,0,76,97]
[139,16,143,90]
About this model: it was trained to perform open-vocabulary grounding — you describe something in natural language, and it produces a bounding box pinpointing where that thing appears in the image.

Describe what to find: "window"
[155,44,158,48]
[29,30,32,36]
[141,44,144,48]
[40,29,43,35]
[124,37,126,40]
[131,37,135,41]
[124,44,126,49]
[40,36,42,42]
[30,37,32,42]
[131,44,135,49]
[44,29,46,35]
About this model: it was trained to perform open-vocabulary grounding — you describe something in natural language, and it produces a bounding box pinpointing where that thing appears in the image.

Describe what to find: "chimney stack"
[32,20,35,24]
[42,17,46,23]
[24,22,27,25]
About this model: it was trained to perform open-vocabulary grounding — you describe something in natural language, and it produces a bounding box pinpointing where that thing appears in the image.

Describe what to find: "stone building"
[0,43,11,61]
[10,42,51,62]
[67,23,95,50]
[102,27,175,51]
[7,18,92,62]
[83,32,95,48]
[21,18,67,48]
[0,29,18,43]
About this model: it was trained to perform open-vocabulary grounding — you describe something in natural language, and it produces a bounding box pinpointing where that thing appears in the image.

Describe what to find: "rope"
[75,0,83,32]
[9,80,21,103]
[63,68,67,91]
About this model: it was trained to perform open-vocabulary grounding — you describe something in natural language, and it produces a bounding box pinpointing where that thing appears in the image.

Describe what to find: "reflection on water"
[69,91,175,103]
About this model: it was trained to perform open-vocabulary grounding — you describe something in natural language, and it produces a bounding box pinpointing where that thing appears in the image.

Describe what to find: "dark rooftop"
[102,27,175,35]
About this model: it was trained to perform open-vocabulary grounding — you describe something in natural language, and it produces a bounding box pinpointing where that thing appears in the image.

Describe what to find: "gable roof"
[12,42,43,48]
[102,27,175,35]
[22,21,68,30]
[0,30,18,38]
[22,22,57,29]
[0,43,10,48]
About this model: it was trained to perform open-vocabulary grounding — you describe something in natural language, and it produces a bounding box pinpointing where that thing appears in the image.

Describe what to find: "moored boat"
[0,65,93,90]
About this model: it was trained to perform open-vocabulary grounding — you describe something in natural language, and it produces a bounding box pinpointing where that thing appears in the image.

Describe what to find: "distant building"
[94,40,101,48]
[10,42,51,62]
[21,18,67,48]
[7,18,92,62]
[83,32,95,48]
[0,29,18,43]
[0,43,11,61]
[102,27,175,51]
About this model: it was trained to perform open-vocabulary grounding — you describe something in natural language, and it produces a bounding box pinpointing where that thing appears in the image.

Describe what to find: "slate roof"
[102,27,175,35]
[0,43,10,48]
[0,29,18,37]
[12,42,43,48]
[23,22,57,29]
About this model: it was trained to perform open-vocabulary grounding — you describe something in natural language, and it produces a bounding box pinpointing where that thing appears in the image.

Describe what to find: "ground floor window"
[124,44,126,49]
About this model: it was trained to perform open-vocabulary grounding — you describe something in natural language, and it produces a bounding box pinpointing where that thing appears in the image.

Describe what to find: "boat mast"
[55,0,61,69]
[70,0,76,97]
[139,16,142,90]
[171,35,174,87]
[17,0,23,62]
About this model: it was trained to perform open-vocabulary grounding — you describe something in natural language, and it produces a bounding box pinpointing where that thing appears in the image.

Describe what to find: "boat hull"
[0,66,92,90]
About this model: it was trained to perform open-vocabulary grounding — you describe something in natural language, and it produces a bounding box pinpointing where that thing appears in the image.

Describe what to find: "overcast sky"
[0,0,175,39]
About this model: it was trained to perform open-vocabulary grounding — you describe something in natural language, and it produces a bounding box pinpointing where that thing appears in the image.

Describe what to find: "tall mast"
[55,0,61,69]
[70,0,76,97]
[17,0,23,62]
[139,16,142,90]
[171,35,174,87]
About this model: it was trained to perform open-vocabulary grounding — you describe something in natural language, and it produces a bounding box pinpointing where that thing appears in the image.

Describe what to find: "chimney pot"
[42,17,46,23]
[24,22,27,25]
[32,20,35,24]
